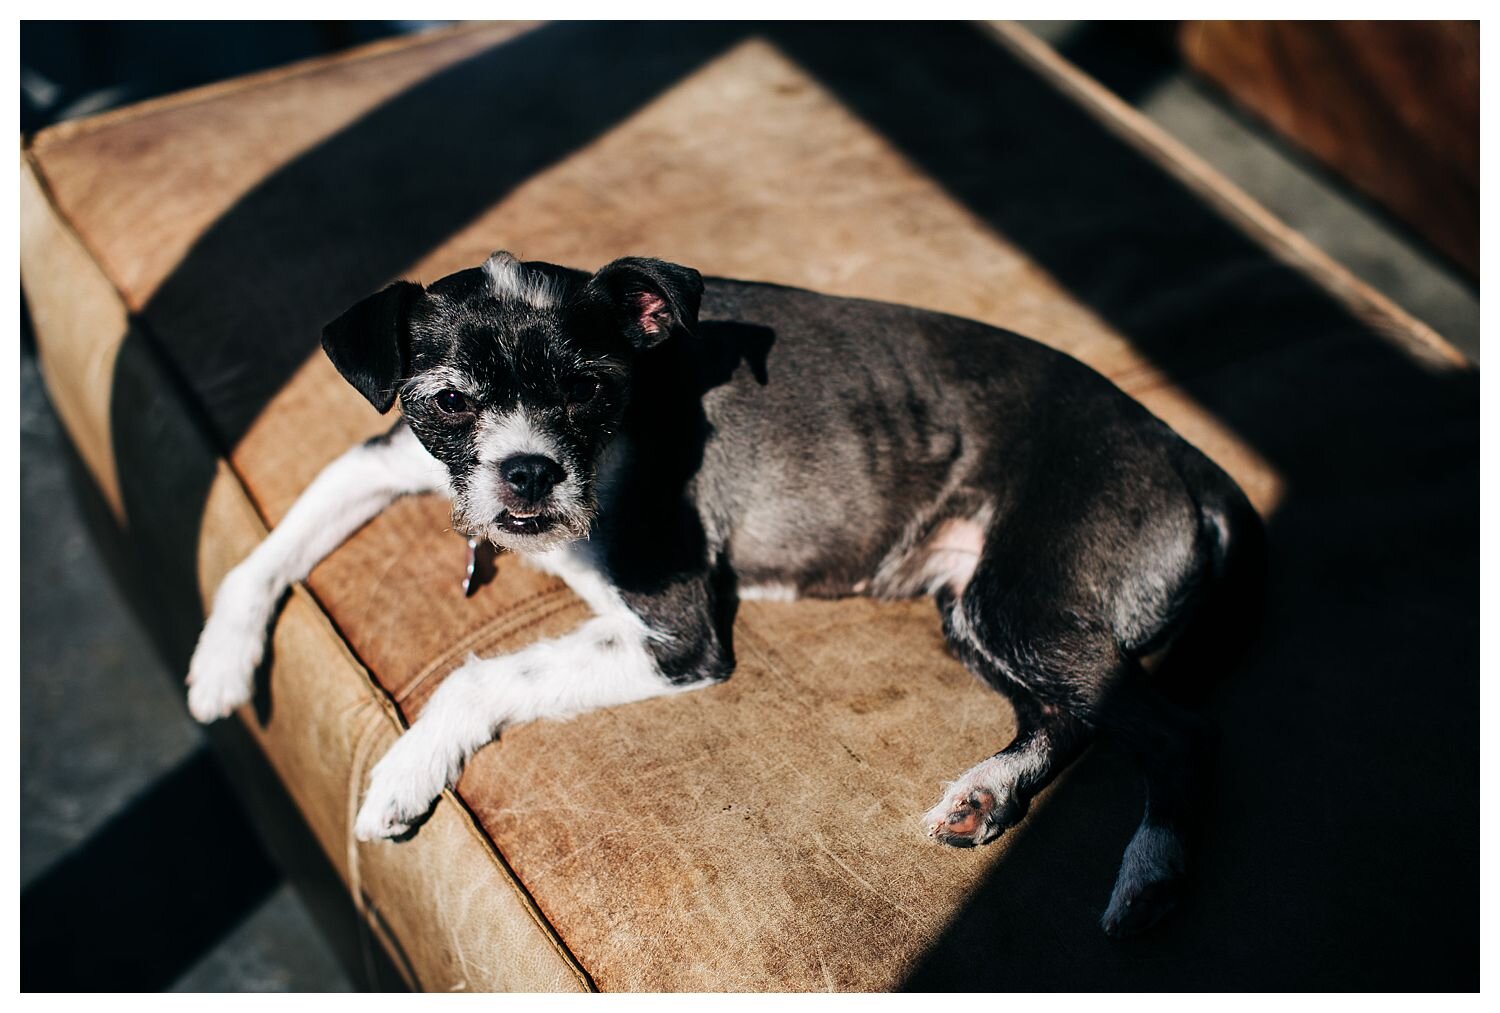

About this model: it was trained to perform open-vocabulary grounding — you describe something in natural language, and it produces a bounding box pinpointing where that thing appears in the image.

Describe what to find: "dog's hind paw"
[924,752,1042,847]
[1100,823,1186,937]
[926,787,997,846]
[1100,878,1180,938]
[923,784,1026,847]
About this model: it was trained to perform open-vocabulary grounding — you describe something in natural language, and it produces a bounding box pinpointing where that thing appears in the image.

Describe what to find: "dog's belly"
[726,515,891,600]
[729,508,988,603]
[865,514,987,599]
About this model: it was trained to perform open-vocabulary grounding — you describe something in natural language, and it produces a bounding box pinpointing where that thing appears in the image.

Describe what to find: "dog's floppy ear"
[582,257,704,351]
[321,281,423,413]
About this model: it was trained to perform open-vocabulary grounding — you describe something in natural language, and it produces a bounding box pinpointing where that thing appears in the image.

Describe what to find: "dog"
[185,251,1261,937]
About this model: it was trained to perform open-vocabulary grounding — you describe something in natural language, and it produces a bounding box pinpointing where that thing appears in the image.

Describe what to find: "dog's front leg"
[187,424,448,722]
[354,614,709,841]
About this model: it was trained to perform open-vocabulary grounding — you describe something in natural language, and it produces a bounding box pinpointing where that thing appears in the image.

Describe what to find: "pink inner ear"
[631,291,668,334]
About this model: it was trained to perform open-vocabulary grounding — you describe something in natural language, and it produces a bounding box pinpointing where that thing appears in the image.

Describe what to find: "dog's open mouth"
[497,510,556,536]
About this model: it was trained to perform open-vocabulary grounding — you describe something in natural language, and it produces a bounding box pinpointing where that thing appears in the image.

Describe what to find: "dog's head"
[322,251,703,551]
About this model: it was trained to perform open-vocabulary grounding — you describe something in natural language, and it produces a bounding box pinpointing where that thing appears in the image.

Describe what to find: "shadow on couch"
[32,21,1475,990]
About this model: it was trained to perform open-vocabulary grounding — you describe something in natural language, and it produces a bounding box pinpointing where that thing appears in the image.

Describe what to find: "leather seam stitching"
[392,585,573,705]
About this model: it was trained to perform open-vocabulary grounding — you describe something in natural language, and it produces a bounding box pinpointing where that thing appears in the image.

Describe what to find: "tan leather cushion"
[21,22,1477,990]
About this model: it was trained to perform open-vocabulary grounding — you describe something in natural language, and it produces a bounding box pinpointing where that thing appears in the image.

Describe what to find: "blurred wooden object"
[1180,21,1478,277]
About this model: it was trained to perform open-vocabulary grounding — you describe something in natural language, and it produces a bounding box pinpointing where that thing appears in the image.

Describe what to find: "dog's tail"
[1099,448,1266,936]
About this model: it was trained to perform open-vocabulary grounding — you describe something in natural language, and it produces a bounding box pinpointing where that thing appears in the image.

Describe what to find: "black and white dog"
[186,252,1260,937]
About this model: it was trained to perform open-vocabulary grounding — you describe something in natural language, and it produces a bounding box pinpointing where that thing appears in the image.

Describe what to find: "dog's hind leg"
[186,423,448,722]
[923,681,1092,847]
[923,584,1103,847]
[1096,682,1209,937]
[922,524,1212,937]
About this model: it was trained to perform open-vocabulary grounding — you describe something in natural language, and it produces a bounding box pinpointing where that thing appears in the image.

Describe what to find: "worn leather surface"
[21,22,1476,989]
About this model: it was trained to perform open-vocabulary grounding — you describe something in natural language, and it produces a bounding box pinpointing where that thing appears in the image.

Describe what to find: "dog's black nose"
[500,454,564,504]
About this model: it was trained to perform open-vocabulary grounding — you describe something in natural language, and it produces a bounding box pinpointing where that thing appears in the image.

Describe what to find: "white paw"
[353,734,448,842]
[923,761,1029,847]
[353,794,415,842]
[185,617,263,723]
[924,783,1005,847]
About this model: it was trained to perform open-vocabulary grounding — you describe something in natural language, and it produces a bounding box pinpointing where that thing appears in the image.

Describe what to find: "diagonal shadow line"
[20,748,282,992]
[764,23,1477,989]
[104,20,751,673]
[767,21,1398,404]
[131,21,749,452]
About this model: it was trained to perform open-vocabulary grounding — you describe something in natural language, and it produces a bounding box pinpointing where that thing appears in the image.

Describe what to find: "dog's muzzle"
[494,453,567,536]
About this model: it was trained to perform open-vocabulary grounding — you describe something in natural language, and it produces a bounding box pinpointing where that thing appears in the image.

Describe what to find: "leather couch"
[20,21,1477,990]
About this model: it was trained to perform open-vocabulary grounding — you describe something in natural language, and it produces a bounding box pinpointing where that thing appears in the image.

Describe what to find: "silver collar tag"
[462,537,500,597]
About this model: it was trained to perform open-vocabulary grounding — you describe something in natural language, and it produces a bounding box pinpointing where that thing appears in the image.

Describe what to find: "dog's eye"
[566,378,601,405]
[434,389,472,415]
